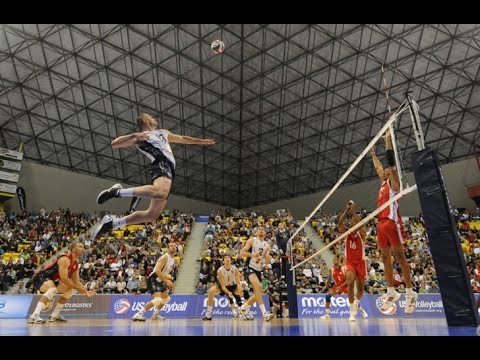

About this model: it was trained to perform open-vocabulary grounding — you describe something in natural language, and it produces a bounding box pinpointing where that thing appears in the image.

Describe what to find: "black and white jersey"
[136,129,176,168]
[152,252,175,277]
[217,265,237,286]
[248,237,270,272]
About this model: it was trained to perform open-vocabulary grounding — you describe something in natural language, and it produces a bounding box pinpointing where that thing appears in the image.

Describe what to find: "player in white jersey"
[202,255,244,320]
[239,226,274,321]
[132,242,177,321]
[92,113,215,239]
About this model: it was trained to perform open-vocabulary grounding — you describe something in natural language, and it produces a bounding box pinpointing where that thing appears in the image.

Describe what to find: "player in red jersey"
[28,242,96,323]
[320,256,348,319]
[338,200,368,321]
[370,129,417,314]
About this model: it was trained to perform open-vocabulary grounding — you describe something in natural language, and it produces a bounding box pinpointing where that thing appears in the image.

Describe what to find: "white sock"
[112,217,127,229]
[325,308,330,314]
[387,286,395,295]
[118,188,134,197]
[259,304,267,315]
[51,302,65,318]
[207,306,213,313]
[33,301,46,317]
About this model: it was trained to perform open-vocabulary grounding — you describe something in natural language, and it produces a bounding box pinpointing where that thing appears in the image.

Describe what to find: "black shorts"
[32,274,45,291]
[32,273,56,291]
[244,268,262,283]
[217,284,237,296]
[147,275,168,294]
[149,159,175,181]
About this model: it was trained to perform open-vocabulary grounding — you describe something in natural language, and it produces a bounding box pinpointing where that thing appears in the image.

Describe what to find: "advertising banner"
[28,295,110,318]
[2,294,477,319]
[297,294,451,318]
[108,294,270,319]
[194,215,210,223]
[0,295,32,319]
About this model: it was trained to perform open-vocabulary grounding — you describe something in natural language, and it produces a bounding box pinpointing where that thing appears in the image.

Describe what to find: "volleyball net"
[290,93,425,271]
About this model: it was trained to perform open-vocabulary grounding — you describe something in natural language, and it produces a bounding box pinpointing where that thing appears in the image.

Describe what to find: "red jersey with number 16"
[345,231,364,262]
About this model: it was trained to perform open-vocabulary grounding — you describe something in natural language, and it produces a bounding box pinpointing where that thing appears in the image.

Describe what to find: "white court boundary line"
[290,183,417,270]
[286,99,410,247]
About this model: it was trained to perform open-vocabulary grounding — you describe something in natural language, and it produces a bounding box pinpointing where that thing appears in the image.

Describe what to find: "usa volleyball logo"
[114,298,131,314]
[375,296,398,315]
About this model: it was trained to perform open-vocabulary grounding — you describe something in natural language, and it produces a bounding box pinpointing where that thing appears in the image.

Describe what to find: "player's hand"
[201,138,216,145]
[85,290,96,298]
[347,200,355,211]
[165,279,175,290]
[383,128,391,141]
[137,132,150,142]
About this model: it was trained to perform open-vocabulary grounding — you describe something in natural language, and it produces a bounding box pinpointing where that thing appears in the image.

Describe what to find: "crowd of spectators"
[2,204,479,305]
[0,208,193,295]
[0,208,97,294]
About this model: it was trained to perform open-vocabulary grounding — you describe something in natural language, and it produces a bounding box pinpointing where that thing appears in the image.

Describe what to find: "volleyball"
[211,40,225,54]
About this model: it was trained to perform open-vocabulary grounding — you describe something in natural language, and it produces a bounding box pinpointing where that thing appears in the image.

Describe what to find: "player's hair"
[136,113,151,130]
[70,242,82,251]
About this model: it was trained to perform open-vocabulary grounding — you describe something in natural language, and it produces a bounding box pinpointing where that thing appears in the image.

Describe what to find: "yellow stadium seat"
[3,252,20,261]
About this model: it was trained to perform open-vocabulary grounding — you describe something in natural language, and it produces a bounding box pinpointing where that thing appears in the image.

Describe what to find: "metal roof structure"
[1,24,479,208]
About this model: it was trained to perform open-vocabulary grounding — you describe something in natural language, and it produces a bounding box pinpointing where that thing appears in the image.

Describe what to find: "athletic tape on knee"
[151,297,163,307]
[61,289,74,299]
[44,287,57,300]
[326,293,332,303]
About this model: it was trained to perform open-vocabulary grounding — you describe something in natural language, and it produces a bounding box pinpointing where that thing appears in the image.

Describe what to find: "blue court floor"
[0,318,478,336]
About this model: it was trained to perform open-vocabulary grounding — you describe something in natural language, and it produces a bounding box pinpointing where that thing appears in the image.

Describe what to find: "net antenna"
[405,91,426,151]
[290,79,427,271]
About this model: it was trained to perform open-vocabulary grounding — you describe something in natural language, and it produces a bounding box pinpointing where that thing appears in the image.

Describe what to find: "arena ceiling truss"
[1,24,479,208]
